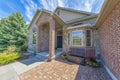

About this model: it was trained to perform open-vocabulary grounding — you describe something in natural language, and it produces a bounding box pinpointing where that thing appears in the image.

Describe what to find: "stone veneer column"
[49,18,55,60]
[63,25,69,53]
[36,25,41,53]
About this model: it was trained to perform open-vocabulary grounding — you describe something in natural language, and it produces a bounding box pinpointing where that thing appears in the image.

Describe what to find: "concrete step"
[27,49,34,54]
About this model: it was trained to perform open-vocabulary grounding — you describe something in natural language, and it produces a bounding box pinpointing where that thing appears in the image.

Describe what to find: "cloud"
[68,0,97,12]
[84,0,95,12]
[70,0,104,13]
[20,0,104,23]
[20,0,39,22]
[91,0,104,13]
[39,0,68,11]
[39,0,104,13]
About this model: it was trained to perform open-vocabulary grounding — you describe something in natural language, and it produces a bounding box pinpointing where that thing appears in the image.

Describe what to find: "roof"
[54,7,94,15]
[95,0,120,27]
[66,14,98,24]
[67,23,93,30]
[27,9,53,29]
[28,7,97,29]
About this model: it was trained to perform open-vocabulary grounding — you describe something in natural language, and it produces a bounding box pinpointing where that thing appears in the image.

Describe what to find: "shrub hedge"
[0,52,22,64]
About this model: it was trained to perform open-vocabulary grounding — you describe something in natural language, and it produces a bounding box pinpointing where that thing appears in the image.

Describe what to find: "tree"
[0,12,28,51]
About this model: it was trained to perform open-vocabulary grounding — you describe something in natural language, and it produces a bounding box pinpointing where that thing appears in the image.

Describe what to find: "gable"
[28,10,40,29]
[55,9,90,22]
[36,11,51,25]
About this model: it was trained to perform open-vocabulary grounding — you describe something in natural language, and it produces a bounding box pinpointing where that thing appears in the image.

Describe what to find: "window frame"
[69,29,92,47]
[32,28,36,44]
[85,29,92,47]
[71,30,84,47]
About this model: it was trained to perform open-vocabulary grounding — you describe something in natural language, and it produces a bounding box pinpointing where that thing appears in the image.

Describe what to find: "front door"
[57,36,62,48]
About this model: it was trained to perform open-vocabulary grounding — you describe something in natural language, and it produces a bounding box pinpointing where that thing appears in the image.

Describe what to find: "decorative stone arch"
[36,12,55,60]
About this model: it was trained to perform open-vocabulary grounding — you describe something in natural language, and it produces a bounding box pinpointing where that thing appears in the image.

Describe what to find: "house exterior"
[28,0,120,79]
[27,7,97,58]
[95,0,120,80]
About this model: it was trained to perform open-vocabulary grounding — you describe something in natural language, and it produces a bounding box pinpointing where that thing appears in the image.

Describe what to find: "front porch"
[36,50,63,60]
[35,12,63,60]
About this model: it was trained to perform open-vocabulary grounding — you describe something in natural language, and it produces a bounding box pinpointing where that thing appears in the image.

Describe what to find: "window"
[86,30,91,46]
[33,29,36,44]
[72,30,83,46]
[68,33,70,45]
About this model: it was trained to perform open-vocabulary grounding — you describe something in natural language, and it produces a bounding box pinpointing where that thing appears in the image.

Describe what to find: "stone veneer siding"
[39,24,49,51]
[98,2,120,79]
[36,12,55,59]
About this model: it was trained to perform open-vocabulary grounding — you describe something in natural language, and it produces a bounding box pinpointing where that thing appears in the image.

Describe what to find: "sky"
[0,0,104,24]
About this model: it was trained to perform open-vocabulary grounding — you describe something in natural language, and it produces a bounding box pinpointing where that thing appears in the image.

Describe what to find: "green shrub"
[5,45,16,54]
[0,47,7,52]
[16,48,21,52]
[20,45,27,51]
[0,52,22,64]
[61,54,67,59]
[86,60,101,68]
[17,42,28,52]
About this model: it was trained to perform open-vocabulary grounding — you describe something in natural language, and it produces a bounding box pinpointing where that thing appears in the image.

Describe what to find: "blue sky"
[0,0,104,24]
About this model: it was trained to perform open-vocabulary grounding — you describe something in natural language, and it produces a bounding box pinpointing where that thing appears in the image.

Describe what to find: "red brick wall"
[98,2,120,79]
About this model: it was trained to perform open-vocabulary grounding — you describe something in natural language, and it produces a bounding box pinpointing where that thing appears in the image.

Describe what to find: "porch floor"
[20,56,112,80]
[35,49,62,59]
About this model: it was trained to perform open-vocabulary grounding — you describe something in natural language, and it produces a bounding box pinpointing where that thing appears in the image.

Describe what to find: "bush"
[16,42,28,52]
[61,54,67,59]
[0,52,22,64]
[86,56,101,68]
[0,47,7,52]
[20,44,27,51]
[7,45,16,53]
[0,12,28,50]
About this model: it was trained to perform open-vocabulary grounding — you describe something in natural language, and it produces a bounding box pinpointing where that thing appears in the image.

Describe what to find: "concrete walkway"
[0,51,62,80]
[0,64,19,80]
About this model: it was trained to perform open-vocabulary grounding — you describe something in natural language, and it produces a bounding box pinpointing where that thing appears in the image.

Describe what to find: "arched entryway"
[36,12,55,60]
[39,23,49,51]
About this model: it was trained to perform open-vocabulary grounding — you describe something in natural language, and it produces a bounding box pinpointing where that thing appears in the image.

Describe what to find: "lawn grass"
[0,52,22,65]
